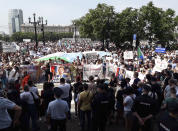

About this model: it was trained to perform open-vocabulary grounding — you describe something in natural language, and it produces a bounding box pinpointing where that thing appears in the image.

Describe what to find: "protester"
[0,95,22,131]
[78,83,93,131]
[123,88,134,131]
[73,76,83,116]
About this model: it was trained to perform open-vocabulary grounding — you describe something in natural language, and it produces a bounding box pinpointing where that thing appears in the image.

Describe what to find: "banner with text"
[83,64,103,81]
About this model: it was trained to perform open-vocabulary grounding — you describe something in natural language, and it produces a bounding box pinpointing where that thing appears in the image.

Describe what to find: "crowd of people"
[0,40,178,131]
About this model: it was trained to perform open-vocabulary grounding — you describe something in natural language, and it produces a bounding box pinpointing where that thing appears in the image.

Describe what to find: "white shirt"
[20,91,38,104]
[29,86,39,96]
[58,83,70,99]
[8,69,19,82]
[124,95,134,112]
[0,97,16,129]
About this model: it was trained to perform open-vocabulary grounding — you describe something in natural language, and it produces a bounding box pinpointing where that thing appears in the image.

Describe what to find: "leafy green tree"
[0,34,3,40]
[76,3,116,47]
[139,2,177,46]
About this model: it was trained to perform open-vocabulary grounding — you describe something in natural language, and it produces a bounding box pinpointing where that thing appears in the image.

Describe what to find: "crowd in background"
[0,41,178,131]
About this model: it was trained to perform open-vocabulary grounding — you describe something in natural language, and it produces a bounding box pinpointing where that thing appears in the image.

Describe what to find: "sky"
[0,0,178,34]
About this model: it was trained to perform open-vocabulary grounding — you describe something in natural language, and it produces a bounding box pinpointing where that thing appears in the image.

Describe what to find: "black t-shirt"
[132,94,156,117]
[45,68,51,80]
[73,82,83,94]
[159,111,178,131]
[116,90,124,109]
[41,90,54,109]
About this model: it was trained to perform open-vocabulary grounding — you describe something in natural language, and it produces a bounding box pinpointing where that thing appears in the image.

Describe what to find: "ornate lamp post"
[39,17,47,46]
[29,13,40,49]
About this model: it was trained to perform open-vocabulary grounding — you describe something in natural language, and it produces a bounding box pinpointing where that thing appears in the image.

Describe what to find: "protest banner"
[124,51,133,60]
[85,52,98,60]
[153,59,168,72]
[51,64,71,82]
[23,39,31,42]
[1,43,17,53]
[83,64,103,81]
[155,48,166,53]
[106,64,118,79]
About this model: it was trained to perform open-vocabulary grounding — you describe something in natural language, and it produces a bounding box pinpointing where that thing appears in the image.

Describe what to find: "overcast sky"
[0,0,178,34]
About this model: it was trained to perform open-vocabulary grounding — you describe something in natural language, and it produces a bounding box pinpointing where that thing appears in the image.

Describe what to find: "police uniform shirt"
[58,83,70,99]
[132,94,156,117]
[0,97,16,129]
[29,86,39,96]
[20,91,38,104]
[47,99,69,120]
[92,92,110,118]
[159,111,178,131]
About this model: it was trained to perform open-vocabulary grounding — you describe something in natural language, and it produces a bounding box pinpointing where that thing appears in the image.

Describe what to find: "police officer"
[47,87,69,131]
[131,84,156,131]
[91,84,110,131]
[158,102,178,131]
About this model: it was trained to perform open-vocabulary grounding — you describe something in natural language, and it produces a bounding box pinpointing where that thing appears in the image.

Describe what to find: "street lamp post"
[29,13,40,49]
[74,23,77,44]
[39,17,47,46]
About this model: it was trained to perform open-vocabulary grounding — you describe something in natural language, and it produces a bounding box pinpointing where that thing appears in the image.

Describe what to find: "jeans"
[51,119,66,131]
[21,104,39,131]
[80,110,91,131]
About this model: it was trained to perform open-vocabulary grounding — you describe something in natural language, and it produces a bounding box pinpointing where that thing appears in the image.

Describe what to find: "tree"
[139,2,177,46]
[75,2,178,49]
[0,34,3,40]
[114,8,141,48]
[10,32,73,42]
[75,3,116,49]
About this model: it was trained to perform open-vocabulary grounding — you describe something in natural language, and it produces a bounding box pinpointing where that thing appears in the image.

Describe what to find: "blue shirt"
[47,99,69,120]
[0,97,16,129]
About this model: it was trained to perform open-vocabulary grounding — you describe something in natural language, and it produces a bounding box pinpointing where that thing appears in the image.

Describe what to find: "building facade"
[8,9,23,35]
[21,24,75,34]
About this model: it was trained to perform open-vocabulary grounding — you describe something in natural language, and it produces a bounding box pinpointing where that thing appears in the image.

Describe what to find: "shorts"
[124,111,132,119]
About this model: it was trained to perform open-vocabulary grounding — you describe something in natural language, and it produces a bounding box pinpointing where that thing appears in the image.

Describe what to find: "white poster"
[125,70,134,84]
[153,59,168,72]
[124,51,133,60]
[2,43,17,53]
[83,64,103,80]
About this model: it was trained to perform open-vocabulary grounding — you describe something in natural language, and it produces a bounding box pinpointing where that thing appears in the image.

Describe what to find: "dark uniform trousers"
[92,114,107,131]
[131,116,153,131]
[51,119,66,131]
[0,127,12,131]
